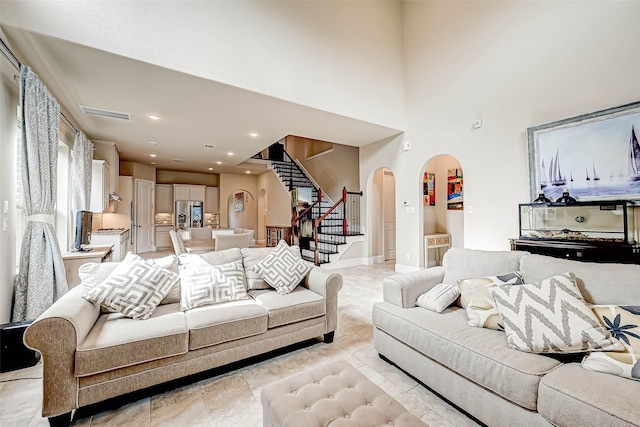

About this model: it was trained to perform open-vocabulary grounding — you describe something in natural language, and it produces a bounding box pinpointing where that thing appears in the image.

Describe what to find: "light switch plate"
[3,200,8,214]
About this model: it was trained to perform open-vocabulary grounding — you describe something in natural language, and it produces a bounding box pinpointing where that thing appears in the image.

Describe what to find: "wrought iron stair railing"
[263,142,362,265]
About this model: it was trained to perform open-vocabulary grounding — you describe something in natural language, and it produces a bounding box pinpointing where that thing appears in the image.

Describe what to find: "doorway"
[227,189,257,231]
[135,179,154,253]
[382,169,396,261]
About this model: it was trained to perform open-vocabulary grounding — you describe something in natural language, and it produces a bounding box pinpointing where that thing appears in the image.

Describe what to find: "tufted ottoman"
[261,359,427,427]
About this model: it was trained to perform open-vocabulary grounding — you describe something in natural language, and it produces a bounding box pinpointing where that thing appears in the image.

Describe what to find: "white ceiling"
[1,26,402,175]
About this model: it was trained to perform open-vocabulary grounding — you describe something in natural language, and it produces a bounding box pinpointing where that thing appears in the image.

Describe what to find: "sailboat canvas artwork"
[528,101,640,201]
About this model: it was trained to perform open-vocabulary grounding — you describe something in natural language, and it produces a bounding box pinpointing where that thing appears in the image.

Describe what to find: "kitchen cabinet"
[91,229,131,262]
[173,184,205,202]
[62,245,113,288]
[90,160,110,212]
[93,141,119,194]
[155,184,174,213]
[155,225,173,250]
[205,187,219,213]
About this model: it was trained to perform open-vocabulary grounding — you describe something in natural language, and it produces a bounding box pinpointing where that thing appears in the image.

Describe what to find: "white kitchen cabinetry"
[91,229,131,262]
[90,160,110,212]
[173,184,205,202]
[205,187,219,213]
[155,225,173,250]
[93,141,119,194]
[155,184,174,213]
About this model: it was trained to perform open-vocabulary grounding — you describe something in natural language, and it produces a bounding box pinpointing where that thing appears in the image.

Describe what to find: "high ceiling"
[1,26,402,175]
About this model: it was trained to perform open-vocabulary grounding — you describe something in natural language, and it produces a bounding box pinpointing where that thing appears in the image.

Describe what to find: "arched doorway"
[257,189,267,245]
[420,155,464,267]
[227,189,257,231]
[367,167,396,264]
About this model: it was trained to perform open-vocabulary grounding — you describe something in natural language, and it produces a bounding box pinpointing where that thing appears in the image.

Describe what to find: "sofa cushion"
[519,254,640,305]
[179,260,247,311]
[178,248,243,268]
[79,254,181,305]
[538,363,640,427]
[185,299,268,350]
[249,287,325,328]
[253,240,313,295]
[372,301,561,411]
[582,305,640,380]
[441,248,528,287]
[241,245,304,290]
[82,253,179,320]
[76,303,188,376]
[458,272,523,330]
[416,283,460,313]
[491,273,622,354]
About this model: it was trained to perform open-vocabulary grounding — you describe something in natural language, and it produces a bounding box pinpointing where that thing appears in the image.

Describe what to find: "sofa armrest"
[24,285,100,417]
[383,266,446,308]
[304,267,343,333]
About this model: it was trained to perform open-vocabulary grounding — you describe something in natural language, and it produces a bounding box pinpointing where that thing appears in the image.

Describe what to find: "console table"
[424,233,451,267]
[266,225,292,246]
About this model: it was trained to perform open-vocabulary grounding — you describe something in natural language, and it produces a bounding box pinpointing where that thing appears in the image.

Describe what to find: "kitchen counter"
[91,229,131,262]
[93,227,130,235]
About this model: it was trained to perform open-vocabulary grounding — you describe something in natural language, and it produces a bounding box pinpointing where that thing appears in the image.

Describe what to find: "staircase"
[267,143,363,266]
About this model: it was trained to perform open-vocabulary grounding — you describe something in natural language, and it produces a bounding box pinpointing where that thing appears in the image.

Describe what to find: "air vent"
[79,105,131,121]
[172,159,183,163]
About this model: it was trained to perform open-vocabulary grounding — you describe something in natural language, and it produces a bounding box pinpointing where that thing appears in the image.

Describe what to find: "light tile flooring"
[0,256,481,427]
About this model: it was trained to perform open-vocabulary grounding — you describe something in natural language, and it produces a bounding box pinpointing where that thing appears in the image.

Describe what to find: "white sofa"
[373,248,640,427]
[25,247,343,426]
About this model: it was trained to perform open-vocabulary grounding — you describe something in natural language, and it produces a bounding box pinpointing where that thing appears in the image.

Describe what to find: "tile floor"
[0,256,481,427]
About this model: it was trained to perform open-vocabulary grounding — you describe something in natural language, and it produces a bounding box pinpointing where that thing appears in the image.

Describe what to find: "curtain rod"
[1,37,79,135]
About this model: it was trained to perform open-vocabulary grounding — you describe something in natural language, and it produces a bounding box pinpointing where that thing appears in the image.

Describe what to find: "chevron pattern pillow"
[253,240,313,295]
[82,256,180,320]
[491,272,624,354]
[179,260,247,311]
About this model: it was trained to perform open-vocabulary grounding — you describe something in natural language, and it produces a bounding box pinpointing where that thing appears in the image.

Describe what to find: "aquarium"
[518,200,636,244]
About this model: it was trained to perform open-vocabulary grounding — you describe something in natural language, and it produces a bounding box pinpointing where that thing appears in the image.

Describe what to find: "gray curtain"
[72,131,93,213]
[12,65,68,322]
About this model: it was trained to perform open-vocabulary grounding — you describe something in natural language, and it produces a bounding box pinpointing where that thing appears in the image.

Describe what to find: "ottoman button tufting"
[388,422,394,426]
[305,407,310,411]
[291,390,297,395]
[366,402,372,406]
[345,414,350,419]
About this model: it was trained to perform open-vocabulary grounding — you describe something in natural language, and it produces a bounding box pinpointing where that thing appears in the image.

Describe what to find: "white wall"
[1,1,406,131]
[257,170,292,232]
[362,1,640,270]
[0,61,19,323]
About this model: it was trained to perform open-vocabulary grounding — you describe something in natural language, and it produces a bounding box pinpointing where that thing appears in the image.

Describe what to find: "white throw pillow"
[82,255,179,320]
[80,253,181,305]
[179,260,247,311]
[458,272,523,330]
[491,272,624,354]
[252,240,313,295]
[416,283,460,313]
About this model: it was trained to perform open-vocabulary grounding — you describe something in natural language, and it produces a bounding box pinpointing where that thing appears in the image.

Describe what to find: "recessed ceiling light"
[149,115,160,120]
[249,133,258,137]
[216,161,222,165]
[204,144,216,149]
[150,154,157,157]
[208,167,214,171]
[150,161,157,165]
[149,141,158,145]
[246,171,251,174]
[227,152,234,156]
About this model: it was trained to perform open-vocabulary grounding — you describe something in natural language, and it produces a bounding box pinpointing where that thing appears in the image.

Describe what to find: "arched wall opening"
[227,189,257,231]
[366,167,396,264]
[420,154,464,267]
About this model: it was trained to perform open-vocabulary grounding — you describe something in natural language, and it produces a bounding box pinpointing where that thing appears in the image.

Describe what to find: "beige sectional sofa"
[373,248,640,427]
[25,246,342,426]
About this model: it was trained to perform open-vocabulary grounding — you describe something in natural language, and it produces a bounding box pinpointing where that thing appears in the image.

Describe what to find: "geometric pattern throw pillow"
[582,305,640,380]
[490,272,624,354]
[458,271,523,330]
[82,256,179,320]
[253,240,313,295]
[179,260,247,311]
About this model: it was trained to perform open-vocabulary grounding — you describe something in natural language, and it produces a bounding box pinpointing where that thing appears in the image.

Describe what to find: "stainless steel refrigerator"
[175,200,204,229]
